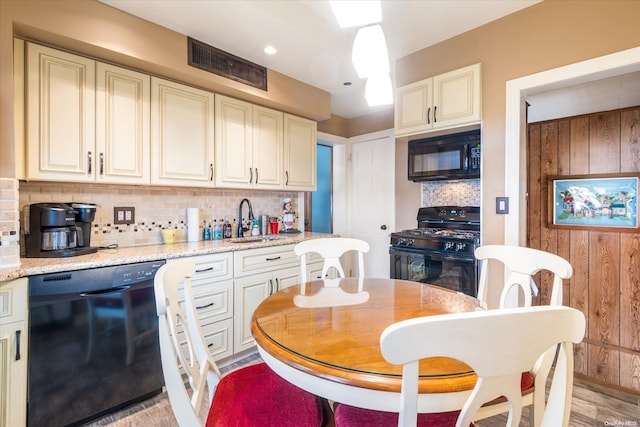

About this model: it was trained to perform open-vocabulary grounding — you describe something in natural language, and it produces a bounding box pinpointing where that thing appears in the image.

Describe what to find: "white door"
[350,129,395,278]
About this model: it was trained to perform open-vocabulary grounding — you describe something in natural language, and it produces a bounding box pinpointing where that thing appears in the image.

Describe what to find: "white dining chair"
[334,305,586,427]
[473,244,574,426]
[475,244,573,308]
[154,260,329,427]
[294,237,370,281]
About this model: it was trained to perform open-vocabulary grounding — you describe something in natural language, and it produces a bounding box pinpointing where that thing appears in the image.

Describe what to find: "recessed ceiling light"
[264,45,277,55]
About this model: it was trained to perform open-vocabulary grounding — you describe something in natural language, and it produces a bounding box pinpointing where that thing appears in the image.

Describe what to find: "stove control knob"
[408,239,414,246]
[456,243,467,251]
[444,242,454,251]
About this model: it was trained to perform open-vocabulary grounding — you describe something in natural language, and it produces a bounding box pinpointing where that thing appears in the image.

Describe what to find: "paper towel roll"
[187,208,200,242]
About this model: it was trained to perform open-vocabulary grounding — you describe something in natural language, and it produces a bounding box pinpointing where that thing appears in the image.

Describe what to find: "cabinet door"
[151,77,215,187]
[253,105,283,189]
[394,78,433,136]
[214,95,253,188]
[26,43,96,182]
[274,266,302,291]
[0,279,28,427]
[283,114,317,191]
[234,273,271,353]
[433,63,481,129]
[96,63,150,184]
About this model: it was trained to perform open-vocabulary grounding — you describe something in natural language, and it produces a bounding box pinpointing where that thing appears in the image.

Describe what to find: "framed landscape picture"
[548,173,639,232]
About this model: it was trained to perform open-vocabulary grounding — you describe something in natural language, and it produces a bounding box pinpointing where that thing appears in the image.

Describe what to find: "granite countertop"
[0,232,334,282]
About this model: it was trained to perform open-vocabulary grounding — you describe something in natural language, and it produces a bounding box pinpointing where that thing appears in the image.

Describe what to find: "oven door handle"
[390,247,476,264]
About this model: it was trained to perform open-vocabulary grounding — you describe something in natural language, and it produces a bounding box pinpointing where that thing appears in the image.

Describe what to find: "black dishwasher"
[27,260,166,427]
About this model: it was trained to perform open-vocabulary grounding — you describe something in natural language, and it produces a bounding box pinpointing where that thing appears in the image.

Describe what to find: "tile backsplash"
[0,178,20,269]
[421,179,480,207]
[19,182,299,251]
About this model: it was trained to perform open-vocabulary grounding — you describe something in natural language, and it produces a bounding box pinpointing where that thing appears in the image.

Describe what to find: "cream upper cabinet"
[26,43,96,182]
[395,63,481,137]
[252,105,283,189]
[215,95,283,189]
[0,278,28,427]
[151,77,215,187]
[96,63,150,184]
[283,113,317,191]
[215,95,253,188]
[25,42,150,184]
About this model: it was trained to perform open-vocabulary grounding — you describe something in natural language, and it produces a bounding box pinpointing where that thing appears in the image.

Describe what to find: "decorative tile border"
[0,178,20,269]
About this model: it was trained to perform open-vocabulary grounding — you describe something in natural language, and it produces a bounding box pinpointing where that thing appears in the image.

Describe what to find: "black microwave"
[407,129,481,181]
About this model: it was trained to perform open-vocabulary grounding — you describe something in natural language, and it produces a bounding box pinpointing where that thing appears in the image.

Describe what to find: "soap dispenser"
[251,218,260,236]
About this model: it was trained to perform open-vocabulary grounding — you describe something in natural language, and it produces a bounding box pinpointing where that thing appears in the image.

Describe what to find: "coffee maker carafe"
[25,203,98,258]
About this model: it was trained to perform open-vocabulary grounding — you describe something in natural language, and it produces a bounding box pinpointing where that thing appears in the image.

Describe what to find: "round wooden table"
[251,277,484,412]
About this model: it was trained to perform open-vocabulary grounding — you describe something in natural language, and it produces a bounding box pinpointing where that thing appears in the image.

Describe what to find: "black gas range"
[389,206,480,297]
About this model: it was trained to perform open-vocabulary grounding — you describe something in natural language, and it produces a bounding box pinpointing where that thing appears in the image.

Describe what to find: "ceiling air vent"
[188,37,267,91]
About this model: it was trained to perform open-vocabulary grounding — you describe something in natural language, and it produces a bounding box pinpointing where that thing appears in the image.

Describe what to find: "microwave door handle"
[463,144,470,171]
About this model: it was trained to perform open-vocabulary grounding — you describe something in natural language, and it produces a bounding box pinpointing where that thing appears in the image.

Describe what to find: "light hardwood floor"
[86,353,639,427]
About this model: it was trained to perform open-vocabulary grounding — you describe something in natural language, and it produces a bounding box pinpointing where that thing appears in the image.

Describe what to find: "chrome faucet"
[237,198,254,237]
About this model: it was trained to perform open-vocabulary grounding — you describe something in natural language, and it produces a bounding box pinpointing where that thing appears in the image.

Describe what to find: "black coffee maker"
[25,203,98,258]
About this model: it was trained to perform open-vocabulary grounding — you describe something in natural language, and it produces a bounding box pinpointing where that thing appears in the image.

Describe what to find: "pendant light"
[330,0,381,28]
[352,24,389,79]
[365,73,392,106]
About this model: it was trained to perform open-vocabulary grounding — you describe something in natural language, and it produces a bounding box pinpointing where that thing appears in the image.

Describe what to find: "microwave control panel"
[470,144,481,170]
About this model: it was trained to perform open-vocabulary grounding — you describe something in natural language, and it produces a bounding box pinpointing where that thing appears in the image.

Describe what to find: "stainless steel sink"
[228,236,290,244]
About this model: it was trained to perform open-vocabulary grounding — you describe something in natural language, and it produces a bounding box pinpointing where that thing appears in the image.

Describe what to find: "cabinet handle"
[268,279,274,295]
[209,164,213,181]
[196,302,215,310]
[15,330,21,361]
[434,106,437,123]
[255,168,258,184]
[195,267,214,273]
[249,167,253,184]
[275,278,280,292]
[99,152,104,176]
[427,107,431,124]
[265,256,281,261]
[285,171,289,186]
[88,151,92,174]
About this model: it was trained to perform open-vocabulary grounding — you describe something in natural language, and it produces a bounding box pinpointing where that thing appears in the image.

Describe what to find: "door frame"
[304,143,333,233]
[504,46,640,246]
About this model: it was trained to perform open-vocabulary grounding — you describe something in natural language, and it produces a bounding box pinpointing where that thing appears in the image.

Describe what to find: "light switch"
[496,197,509,214]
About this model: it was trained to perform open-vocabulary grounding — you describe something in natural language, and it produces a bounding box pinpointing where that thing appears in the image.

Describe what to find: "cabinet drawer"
[190,280,233,324]
[188,252,233,281]
[178,317,233,361]
[203,318,234,361]
[234,244,299,277]
[0,278,28,324]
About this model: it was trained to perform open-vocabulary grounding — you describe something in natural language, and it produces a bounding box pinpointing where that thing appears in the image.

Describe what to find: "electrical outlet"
[114,207,135,225]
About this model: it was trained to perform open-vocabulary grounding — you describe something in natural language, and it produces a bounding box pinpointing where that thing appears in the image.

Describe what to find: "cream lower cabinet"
[215,95,283,189]
[233,245,303,353]
[168,253,234,361]
[395,63,481,137]
[151,77,215,187]
[0,278,28,427]
[25,42,150,184]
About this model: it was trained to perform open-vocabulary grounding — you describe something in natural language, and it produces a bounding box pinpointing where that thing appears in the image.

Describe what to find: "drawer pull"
[195,267,214,273]
[15,330,21,361]
[265,256,281,261]
[196,302,215,310]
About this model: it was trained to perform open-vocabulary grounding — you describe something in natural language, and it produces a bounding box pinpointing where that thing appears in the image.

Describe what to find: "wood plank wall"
[527,106,640,394]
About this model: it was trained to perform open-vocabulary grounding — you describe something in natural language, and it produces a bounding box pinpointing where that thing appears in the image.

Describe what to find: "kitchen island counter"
[0,232,334,282]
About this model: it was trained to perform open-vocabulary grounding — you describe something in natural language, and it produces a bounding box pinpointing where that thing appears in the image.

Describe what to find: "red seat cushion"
[205,362,324,427]
[333,372,534,426]
[334,405,471,427]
